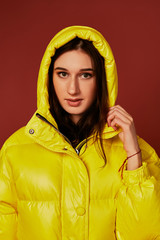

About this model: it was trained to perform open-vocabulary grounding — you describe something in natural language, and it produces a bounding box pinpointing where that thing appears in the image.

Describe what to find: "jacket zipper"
[75,139,87,155]
[36,113,86,155]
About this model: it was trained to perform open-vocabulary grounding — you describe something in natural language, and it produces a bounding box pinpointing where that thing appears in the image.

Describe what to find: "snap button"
[76,207,86,216]
[63,147,68,150]
[29,129,35,134]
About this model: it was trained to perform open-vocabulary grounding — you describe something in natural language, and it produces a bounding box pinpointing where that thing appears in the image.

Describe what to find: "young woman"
[0,26,160,240]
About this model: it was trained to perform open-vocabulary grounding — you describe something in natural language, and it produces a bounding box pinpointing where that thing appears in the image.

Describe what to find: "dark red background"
[0,0,159,155]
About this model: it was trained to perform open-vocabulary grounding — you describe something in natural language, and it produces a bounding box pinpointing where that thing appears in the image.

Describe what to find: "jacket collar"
[25,111,120,153]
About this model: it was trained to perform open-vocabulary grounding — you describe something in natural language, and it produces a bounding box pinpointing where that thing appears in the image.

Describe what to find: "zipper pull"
[75,148,80,155]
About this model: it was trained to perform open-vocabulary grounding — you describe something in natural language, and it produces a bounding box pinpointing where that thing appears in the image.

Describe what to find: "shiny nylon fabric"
[0,26,160,240]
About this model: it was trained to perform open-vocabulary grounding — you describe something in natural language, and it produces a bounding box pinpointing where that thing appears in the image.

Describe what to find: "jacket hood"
[37,25,118,124]
[25,26,120,143]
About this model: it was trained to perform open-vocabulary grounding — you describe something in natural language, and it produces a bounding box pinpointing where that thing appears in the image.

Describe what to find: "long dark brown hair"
[48,37,109,161]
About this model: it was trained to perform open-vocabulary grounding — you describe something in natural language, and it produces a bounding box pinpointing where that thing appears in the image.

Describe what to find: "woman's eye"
[58,72,68,78]
[81,73,92,79]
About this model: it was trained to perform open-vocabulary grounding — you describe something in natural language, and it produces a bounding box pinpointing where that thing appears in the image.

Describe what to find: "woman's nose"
[67,77,80,95]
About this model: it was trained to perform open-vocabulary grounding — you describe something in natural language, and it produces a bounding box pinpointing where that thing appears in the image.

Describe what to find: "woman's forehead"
[54,49,93,70]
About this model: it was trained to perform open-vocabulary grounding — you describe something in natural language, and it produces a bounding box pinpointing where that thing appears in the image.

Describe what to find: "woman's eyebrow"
[80,68,94,71]
[54,67,94,71]
[54,67,67,71]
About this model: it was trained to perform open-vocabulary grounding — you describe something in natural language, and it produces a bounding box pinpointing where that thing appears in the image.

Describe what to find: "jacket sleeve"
[116,137,160,240]
[0,144,17,240]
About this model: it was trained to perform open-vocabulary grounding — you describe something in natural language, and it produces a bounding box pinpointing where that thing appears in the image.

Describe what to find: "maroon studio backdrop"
[0,0,159,155]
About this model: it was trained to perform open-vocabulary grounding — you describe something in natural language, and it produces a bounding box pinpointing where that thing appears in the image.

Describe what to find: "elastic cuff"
[123,162,150,185]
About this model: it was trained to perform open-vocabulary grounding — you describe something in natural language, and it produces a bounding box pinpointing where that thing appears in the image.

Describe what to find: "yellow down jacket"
[0,26,160,240]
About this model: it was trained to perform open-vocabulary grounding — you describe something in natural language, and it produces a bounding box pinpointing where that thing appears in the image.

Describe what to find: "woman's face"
[52,49,97,124]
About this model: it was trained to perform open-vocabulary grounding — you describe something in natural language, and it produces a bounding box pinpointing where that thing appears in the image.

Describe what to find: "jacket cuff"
[122,162,150,185]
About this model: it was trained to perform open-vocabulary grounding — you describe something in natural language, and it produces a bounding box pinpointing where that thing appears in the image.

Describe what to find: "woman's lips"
[66,99,83,107]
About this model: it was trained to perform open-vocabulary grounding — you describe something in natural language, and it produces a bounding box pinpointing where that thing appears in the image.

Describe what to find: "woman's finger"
[109,115,131,131]
[108,105,132,121]
[107,109,131,127]
[109,105,131,116]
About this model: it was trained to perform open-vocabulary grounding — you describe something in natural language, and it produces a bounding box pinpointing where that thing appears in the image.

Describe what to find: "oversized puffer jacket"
[0,26,160,240]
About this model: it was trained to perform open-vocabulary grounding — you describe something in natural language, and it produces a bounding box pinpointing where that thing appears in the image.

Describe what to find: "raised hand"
[107,105,142,170]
